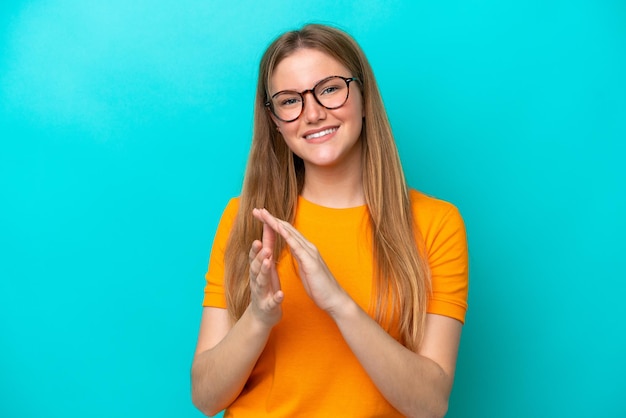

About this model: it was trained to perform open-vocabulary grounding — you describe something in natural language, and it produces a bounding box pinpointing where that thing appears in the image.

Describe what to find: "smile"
[304,127,338,140]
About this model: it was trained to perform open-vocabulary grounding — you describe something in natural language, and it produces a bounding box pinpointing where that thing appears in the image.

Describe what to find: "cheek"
[349,92,365,121]
[354,117,364,140]
[346,103,364,132]
[277,122,299,139]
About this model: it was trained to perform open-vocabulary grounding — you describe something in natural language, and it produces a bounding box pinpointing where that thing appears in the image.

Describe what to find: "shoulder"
[408,189,467,253]
[218,197,241,221]
[409,189,463,226]
[224,196,240,213]
[212,197,241,238]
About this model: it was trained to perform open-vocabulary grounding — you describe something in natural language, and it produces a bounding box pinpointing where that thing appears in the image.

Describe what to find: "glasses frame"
[264,75,360,123]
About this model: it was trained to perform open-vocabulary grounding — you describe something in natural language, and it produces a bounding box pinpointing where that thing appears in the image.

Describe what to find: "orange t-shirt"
[203,189,469,417]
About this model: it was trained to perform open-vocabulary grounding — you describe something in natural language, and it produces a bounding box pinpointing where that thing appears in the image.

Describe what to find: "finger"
[269,261,281,292]
[250,263,267,294]
[262,289,284,313]
[256,258,272,288]
[249,240,263,263]
[277,220,316,251]
[254,208,316,255]
[275,220,316,255]
[249,246,271,278]
[262,221,276,252]
[272,289,284,304]
[253,208,281,232]
[252,208,279,252]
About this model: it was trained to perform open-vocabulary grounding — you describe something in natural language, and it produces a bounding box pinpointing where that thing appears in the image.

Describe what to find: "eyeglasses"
[265,75,359,123]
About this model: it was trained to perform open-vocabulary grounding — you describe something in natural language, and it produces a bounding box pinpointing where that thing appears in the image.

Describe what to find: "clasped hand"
[248,208,348,326]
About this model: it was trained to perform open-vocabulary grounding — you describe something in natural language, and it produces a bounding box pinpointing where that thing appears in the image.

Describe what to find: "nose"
[302,91,326,123]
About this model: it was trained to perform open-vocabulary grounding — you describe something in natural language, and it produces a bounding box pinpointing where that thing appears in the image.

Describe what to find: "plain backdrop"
[1,1,625,417]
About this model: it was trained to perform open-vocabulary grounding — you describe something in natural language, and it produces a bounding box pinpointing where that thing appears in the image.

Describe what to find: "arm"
[330,302,461,418]
[252,208,462,418]
[191,225,283,416]
[191,306,272,416]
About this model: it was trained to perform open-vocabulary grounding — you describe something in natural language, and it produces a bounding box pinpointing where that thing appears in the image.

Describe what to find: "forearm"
[191,306,272,416]
[330,300,452,418]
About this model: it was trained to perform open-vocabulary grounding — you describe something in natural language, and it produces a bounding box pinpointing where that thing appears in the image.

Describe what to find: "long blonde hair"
[224,24,430,350]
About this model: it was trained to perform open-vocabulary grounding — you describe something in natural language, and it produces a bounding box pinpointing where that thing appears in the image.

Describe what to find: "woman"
[191,24,468,417]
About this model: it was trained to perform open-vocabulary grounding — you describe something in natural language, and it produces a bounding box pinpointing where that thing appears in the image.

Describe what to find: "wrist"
[326,291,359,322]
[244,304,278,336]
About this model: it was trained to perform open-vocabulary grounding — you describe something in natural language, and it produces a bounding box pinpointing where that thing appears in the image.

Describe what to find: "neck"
[300,160,364,209]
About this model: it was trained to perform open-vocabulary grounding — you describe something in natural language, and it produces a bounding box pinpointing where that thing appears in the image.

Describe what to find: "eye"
[320,86,340,95]
[281,97,300,106]
[273,92,301,108]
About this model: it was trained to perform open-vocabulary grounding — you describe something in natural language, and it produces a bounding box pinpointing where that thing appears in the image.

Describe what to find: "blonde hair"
[224,24,430,350]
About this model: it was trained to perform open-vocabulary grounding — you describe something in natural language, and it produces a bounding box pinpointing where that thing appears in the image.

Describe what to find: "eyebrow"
[270,75,350,96]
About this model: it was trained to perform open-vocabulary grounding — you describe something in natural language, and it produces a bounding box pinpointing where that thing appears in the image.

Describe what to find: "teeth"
[305,128,337,140]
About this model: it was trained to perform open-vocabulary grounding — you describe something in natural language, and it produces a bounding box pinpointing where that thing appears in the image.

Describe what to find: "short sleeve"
[412,191,469,323]
[202,198,240,308]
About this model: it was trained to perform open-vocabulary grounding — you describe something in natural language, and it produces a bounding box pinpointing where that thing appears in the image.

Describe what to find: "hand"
[247,221,283,328]
[252,208,349,315]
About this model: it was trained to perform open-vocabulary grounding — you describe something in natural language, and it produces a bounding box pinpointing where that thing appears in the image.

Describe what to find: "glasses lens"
[269,77,352,122]
[271,92,302,122]
[315,77,349,109]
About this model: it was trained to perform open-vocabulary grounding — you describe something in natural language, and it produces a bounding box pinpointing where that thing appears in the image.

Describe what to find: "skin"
[270,48,366,207]
[191,48,463,418]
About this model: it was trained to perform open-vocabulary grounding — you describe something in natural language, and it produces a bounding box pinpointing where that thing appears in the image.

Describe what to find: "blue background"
[1,1,624,417]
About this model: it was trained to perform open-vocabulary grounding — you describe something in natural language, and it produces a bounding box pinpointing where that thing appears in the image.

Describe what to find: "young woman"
[191,24,468,418]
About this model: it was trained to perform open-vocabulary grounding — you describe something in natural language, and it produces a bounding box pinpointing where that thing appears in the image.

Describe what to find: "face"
[268,48,364,171]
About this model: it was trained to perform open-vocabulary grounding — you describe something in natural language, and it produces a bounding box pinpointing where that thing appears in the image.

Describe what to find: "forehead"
[269,48,351,93]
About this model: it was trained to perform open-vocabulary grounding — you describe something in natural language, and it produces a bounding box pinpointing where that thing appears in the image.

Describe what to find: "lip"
[302,126,339,142]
